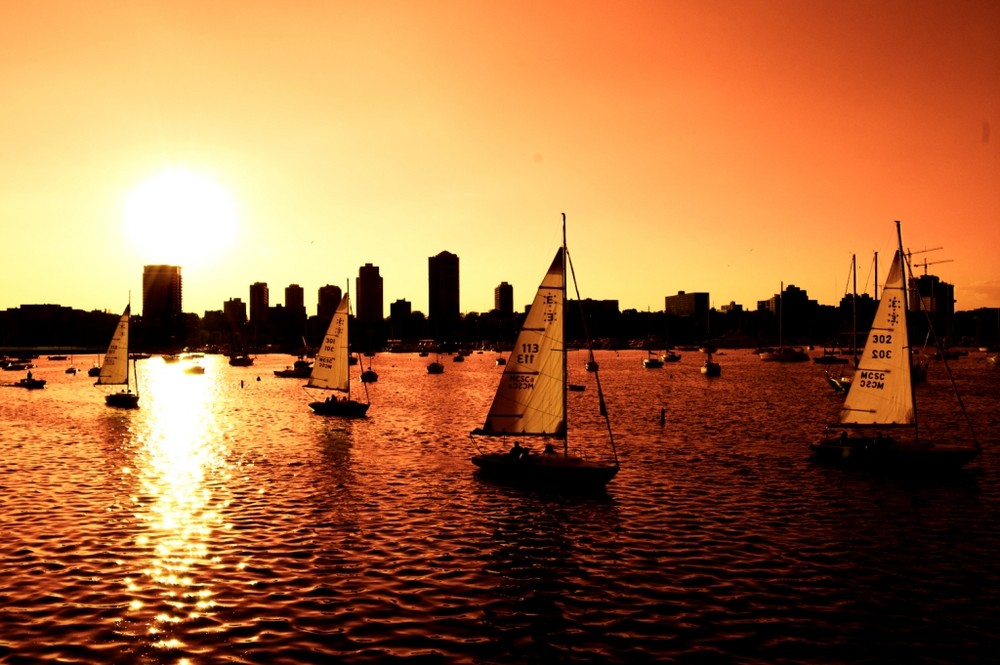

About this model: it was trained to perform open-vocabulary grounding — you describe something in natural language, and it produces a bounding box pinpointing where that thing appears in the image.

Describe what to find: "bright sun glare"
[123,168,237,267]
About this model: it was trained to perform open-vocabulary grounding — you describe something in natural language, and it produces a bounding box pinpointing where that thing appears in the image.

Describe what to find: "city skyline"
[2,3,998,316]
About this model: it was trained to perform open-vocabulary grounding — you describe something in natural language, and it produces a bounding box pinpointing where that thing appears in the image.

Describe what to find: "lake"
[1,349,998,664]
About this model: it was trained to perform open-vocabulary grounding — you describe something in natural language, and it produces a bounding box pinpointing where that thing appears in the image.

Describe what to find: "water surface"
[1,350,998,664]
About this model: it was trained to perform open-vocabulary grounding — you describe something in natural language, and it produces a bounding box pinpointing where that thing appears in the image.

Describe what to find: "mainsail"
[307,294,350,393]
[97,305,130,387]
[476,249,565,437]
[838,249,914,426]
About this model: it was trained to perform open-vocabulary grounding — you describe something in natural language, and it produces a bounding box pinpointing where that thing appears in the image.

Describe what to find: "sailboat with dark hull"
[470,215,620,491]
[96,304,139,409]
[306,293,370,417]
[810,222,980,470]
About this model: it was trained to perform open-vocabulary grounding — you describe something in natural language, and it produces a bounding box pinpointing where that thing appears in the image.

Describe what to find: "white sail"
[839,250,913,426]
[97,305,130,386]
[478,249,565,436]
[307,294,350,393]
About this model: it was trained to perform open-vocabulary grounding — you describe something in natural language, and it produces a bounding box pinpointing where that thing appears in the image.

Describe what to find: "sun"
[123,168,238,267]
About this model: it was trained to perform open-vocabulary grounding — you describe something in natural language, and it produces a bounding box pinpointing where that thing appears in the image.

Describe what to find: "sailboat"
[96,304,139,409]
[701,350,721,376]
[760,282,809,362]
[809,222,980,470]
[470,215,620,491]
[306,293,370,417]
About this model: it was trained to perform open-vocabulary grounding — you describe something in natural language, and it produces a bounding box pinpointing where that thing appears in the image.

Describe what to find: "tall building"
[429,251,460,342]
[353,263,384,351]
[494,281,513,315]
[285,284,305,320]
[223,298,247,328]
[355,263,383,325]
[142,265,183,349]
[317,285,343,325]
[249,282,269,326]
[664,291,709,317]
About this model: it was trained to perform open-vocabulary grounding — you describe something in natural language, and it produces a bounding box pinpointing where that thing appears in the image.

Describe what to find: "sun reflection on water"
[125,359,229,648]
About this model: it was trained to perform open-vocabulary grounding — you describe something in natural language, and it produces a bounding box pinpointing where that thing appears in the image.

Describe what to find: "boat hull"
[105,391,139,409]
[471,452,619,491]
[14,378,46,390]
[309,399,370,418]
[809,436,979,471]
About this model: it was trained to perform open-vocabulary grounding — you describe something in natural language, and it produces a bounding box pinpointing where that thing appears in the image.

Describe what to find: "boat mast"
[561,213,569,456]
[851,254,857,363]
[895,220,917,440]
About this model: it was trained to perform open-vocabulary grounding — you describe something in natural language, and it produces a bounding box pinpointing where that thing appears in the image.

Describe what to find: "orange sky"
[2,1,998,317]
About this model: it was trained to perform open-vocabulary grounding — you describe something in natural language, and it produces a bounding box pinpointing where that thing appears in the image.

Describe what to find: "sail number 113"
[516,343,539,365]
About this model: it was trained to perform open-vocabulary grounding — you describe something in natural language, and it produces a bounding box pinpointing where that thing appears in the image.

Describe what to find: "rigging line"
[565,233,619,466]
[902,249,981,451]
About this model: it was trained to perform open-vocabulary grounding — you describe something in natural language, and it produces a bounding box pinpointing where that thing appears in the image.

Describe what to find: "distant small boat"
[274,357,312,378]
[229,353,254,367]
[427,359,445,374]
[661,351,681,363]
[306,293,370,418]
[760,346,809,362]
[642,350,663,369]
[9,374,45,390]
[97,304,140,409]
[184,364,205,375]
[701,352,721,377]
[495,356,507,366]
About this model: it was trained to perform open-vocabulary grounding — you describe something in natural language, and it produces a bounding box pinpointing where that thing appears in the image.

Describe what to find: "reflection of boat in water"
[96,304,140,409]
[471,215,620,492]
[306,293,370,418]
[810,222,980,471]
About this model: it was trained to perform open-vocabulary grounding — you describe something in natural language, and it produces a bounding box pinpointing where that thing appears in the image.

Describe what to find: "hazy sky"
[3,1,998,317]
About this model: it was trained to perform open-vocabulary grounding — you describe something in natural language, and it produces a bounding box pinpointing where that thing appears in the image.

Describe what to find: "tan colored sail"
[96,305,130,386]
[839,250,914,426]
[479,249,565,436]
[307,294,350,392]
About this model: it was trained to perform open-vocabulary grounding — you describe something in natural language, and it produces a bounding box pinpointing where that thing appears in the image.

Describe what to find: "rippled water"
[1,350,998,664]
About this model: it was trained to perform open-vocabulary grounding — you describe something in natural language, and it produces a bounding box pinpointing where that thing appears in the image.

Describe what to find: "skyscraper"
[355,263,383,325]
[317,284,343,326]
[249,282,269,326]
[428,251,460,342]
[142,265,182,349]
[494,281,513,315]
[285,284,305,320]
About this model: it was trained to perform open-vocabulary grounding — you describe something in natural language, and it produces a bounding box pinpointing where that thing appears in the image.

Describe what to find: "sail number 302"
[870,333,892,360]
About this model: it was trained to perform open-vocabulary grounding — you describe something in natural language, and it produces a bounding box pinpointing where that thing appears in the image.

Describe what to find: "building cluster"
[2,255,997,354]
